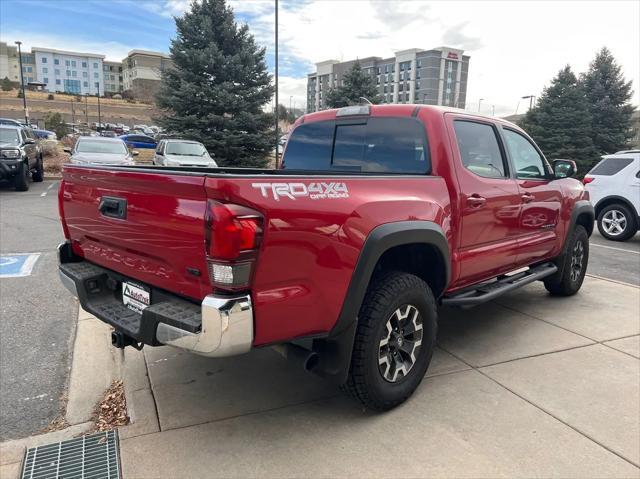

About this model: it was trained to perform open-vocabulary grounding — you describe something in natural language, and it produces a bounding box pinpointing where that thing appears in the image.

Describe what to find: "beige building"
[122,50,171,101]
[103,61,123,95]
[0,42,20,83]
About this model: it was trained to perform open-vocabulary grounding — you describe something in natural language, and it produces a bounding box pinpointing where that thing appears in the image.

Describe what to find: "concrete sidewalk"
[3,275,637,478]
[116,275,639,478]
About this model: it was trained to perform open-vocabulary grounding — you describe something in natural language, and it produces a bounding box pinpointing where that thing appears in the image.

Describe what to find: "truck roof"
[300,104,520,129]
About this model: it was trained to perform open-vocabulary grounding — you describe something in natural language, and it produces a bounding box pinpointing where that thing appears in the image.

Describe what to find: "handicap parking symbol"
[0,253,41,278]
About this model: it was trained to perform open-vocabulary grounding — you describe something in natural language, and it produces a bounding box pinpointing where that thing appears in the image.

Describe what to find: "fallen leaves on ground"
[92,380,130,432]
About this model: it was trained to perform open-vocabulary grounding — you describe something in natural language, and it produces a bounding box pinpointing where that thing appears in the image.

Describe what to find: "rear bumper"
[58,242,253,357]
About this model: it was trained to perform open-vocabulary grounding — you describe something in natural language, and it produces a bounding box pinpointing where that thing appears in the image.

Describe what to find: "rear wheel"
[32,156,44,182]
[544,225,588,296]
[343,271,437,410]
[14,161,29,191]
[597,204,637,242]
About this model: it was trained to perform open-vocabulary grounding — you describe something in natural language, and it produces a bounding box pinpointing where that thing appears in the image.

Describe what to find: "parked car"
[33,129,57,140]
[119,134,157,149]
[583,151,640,241]
[0,125,43,190]
[100,131,117,138]
[65,136,137,166]
[153,139,217,167]
[0,118,24,127]
[58,104,593,411]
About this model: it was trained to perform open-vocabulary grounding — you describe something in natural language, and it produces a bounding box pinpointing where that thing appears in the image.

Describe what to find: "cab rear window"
[589,157,634,175]
[283,117,430,174]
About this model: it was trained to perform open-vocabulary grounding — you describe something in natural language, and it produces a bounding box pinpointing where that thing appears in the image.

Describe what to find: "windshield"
[0,128,20,145]
[76,140,127,155]
[166,142,207,156]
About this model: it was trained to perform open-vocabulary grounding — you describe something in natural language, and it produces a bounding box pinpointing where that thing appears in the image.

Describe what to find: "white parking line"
[40,181,57,197]
[590,242,640,255]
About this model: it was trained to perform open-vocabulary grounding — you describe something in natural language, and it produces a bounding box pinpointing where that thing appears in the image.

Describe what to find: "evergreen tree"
[156,0,274,167]
[520,66,598,175]
[325,62,381,108]
[1,77,14,91]
[581,47,636,155]
[43,112,67,139]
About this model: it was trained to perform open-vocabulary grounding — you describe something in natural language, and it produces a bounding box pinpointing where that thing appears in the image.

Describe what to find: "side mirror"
[552,159,576,179]
[63,147,72,154]
[132,150,139,156]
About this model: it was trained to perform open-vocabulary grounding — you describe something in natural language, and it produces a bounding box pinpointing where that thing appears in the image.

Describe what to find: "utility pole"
[478,98,484,112]
[274,0,279,168]
[15,41,28,125]
[71,97,75,127]
[97,92,101,130]
[85,93,89,126]
[521,95,535,111]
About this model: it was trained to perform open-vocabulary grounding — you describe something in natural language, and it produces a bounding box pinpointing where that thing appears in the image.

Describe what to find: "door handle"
[467,194,487,207]
[99,196,127,219]
[521,193,535,203]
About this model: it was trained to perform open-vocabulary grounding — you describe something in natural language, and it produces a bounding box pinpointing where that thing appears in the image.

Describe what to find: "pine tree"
[155,0,274,167]
[581,47,636,155]
[325,62,381,108]
[520,66,598,175]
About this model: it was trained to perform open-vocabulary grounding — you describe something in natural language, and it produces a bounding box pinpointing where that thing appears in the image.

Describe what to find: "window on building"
[406,93,410,101]
[66,70,71,76]
[65,60,70,66]
[400,63,405,71]
[41,57,47,63]
[453,121,508,179]
[43,67,48,74]
[54,59,59,65]
[93,62,98,68]
[82,62,87,68]
[27,76,34,82]
[73,71,78,77]
[55,69,60,75]
[43,77,49,83]
[399,84,404,92]
[83,71,88,78]
[71,60,76,67]
[399,72,404,81]
[56,79,61,85]
[417,60,422,68]
[503,129,548,179]
[384,86,388,93]
[83,81,88,87]
[376,77,380,84]
[94,72,98,78]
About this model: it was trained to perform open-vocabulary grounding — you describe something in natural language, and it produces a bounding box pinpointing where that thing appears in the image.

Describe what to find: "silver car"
[66,137,136,166]
[154,139,217,167]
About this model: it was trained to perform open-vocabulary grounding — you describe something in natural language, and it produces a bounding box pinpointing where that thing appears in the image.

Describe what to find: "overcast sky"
[1,0,638,116]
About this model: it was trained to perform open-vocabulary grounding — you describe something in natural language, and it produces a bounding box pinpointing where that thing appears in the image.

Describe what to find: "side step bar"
[442,262,557,308]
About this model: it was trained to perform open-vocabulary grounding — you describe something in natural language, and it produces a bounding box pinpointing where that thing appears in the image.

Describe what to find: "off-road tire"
[14,161,29,191]
[32,156,44,182]
[544,225,588,296]
[597,203,637,242]
[342,271,437,410]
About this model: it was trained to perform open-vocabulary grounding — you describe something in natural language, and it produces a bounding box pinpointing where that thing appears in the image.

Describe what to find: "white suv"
[584,151,640,241]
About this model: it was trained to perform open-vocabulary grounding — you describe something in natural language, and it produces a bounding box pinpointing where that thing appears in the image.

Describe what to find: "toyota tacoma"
[57,105,594,410]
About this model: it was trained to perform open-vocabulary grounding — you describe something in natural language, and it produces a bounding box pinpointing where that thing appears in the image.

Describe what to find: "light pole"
[85,93,89,126]
[274,0,279,167]
[478,98,484,112]
[522,95,535,111]
[96,91,101,129]
[15,41,28,125]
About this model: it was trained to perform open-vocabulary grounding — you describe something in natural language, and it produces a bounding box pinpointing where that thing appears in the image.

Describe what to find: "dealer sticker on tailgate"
[122,281,150,314]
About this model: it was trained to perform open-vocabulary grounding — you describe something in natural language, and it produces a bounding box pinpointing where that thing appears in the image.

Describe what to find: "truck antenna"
[359,97,373,105]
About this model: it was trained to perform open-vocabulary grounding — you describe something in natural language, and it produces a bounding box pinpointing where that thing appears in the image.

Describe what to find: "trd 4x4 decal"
[252,182,349,201]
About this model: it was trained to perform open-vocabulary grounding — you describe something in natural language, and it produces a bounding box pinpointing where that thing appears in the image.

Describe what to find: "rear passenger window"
[589,157,634,176]
[453,121,507,178]
[283,117,429,173]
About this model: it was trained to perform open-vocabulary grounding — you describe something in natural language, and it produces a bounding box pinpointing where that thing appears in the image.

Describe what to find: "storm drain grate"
[21,430,121,479]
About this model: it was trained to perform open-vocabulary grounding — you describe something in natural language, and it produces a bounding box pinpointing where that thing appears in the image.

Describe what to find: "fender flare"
[594,195,640,218]
[564,200,595,254]
[312,221,450,385]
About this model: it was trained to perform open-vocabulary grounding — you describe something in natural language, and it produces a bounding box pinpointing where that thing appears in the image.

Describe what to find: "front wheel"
[14,161,29,191]
[597,204,637,242]
[343,271,437,410]
[544,225,589,296]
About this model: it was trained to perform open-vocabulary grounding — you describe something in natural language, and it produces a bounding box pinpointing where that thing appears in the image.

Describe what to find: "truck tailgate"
[60,166,211,300]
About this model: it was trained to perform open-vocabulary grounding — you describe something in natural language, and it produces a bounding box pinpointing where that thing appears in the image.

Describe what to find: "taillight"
[582,176,594,185]
[58,180,71,239]
[204,200,263,291]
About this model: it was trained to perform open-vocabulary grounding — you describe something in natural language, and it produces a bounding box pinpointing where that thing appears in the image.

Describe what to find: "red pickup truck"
[58,104,594,410]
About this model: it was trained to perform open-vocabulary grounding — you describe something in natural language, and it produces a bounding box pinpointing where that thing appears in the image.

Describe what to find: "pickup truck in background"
[57,104,594,410]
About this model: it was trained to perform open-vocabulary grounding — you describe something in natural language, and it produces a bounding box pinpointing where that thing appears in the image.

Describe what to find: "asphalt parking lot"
[0,180,76,440]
